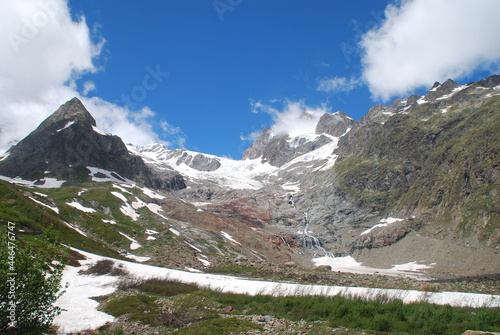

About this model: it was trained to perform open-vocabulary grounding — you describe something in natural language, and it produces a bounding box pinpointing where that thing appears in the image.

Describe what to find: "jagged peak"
[37,97,96,132]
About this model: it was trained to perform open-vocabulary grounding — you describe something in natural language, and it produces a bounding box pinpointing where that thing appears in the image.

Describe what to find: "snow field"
[54,248,500,333]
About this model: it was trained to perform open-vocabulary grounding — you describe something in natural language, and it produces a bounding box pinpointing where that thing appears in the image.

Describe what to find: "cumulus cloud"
[0,0,180,152]
[316,76,361,93]
[360,0,500,101]
[250,100,328,138]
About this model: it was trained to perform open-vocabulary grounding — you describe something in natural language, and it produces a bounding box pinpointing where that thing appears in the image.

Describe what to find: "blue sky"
[1,0,499,158]
[70,0,389,157]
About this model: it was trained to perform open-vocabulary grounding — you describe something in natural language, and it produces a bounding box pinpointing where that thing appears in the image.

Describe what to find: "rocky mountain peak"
[424,78,460,101]
[37,97,96,133]
[0,98,186,190]
[315,111,355,137]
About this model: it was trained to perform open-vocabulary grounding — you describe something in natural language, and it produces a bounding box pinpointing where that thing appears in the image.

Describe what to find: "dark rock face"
[0,98,185,190]
[315,111,355,137]
[172,151,221,172]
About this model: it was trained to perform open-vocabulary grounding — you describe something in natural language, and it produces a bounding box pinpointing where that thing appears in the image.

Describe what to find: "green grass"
[99,278,500,335]
[176,317,262,335]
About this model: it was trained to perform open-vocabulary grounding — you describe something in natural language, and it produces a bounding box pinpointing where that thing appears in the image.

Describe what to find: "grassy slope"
[97,277,500,335]
[333,96,500,243]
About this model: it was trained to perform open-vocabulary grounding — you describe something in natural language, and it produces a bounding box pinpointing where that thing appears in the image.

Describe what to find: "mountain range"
[0,75,499,280]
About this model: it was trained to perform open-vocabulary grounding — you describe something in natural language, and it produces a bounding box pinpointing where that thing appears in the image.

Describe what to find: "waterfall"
[302,212,332,257]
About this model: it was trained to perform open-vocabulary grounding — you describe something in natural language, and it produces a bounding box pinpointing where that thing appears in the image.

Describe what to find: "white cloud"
[316,76,361,93]
[160,120,187,148]
[0,0,180,153]
[82,81,96,95]
[250,100,328,138]
[360,0,500,101]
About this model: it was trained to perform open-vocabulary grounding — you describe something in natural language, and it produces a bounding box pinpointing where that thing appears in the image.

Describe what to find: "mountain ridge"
[0,75,499,280]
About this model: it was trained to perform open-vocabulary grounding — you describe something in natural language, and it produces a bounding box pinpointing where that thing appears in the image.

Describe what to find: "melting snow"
[361,217,404,236]
[110,191,127,202]
[56,121,75,132]
[197,257,211,267]
[29,196,59,214]
[0,175,66,188]
[54,248,500,333]
[126,254,150,262]
[140,187,165,199]
[113,183,133,194]
[170,227,181,236]
[119,232,142,250]
[66,201,96,213]
[87,167,135,184]
[119,203,140,221]
[102,219,116,225]
[63,221,88,237]
[184,241,202,253]
[0,152,10,161]
[221,231,241,245]
[313,256,434,280]
[92,126,110,136]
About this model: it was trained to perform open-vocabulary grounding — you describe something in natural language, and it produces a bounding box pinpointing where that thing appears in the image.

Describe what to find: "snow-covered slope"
[54,248,500,333]
[129,130,345,191]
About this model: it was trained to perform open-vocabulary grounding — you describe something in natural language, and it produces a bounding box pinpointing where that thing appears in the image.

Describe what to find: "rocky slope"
[0,98,185,191]
[133,75,500,279]
[0,76,499,280]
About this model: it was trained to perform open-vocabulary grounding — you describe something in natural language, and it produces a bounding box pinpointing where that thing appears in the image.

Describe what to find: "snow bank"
[66,201,96,213]
[313,256,434,280]
[361,217,404,236]
[55,249,500,333]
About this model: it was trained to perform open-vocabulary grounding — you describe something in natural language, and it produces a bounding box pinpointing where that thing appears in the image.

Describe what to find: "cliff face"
[0,98,185,190]
[1,77,499,279]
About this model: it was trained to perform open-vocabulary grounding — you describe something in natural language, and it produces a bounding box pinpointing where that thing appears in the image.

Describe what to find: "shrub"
[0,234,64,334]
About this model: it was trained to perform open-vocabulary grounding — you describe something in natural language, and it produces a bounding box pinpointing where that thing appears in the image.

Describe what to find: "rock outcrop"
[0,98,185,190]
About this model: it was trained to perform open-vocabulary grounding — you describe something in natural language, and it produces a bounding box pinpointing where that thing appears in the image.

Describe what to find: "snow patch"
[63,221,88,237]
[119,232,142,250]
[184,241,202,253]
[56,121,75,132]
[113,184,133,195]
[66,201,96,213]
[313,256,434,279]
[102,219,116,225]
[87,167,135,184]
[197,257,211,267]
[126,254,150,262]
[361,217,404,236]
[92,126,110,136]
[120,203,140,221]
[0,152,10,161]
[29,196,59,214]
[169,228,181,236]
[0,175,66,188]
[110,191,127,202]
[221,231,241,245]
[140,187,165,199]
[54,254,116,333]
[55,249,500,333]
